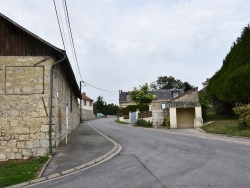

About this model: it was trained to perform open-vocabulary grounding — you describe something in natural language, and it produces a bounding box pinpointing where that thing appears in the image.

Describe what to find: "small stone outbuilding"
[0,13,81,160]
[151,88,203,128]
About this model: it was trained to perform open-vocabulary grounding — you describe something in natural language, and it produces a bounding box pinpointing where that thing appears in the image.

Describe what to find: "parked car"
[97,113,106,117]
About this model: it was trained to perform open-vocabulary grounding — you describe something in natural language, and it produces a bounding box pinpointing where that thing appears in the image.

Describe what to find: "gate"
[131,112,136,124]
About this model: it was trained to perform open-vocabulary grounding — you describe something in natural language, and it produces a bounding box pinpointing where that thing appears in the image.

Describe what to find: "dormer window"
[126,94,131,101]
[172,91,179,98]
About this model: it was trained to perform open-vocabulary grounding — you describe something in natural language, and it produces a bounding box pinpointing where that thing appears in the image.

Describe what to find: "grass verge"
[114,119,129,124]
[201,120,250,137]
[204,110,237,122]
[0,156,49,188]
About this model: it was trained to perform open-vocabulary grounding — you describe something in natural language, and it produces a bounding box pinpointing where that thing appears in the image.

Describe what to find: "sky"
[1,0,250,104]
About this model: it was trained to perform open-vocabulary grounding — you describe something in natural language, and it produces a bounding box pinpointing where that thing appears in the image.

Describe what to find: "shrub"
[166,116,170,127]
[134,119,153,128]
[122,105,149,115]
[233,104,250,129]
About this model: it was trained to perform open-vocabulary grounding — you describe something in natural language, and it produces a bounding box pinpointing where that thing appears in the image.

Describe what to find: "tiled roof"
[82,94,94,101]
[165,101,201,108]
[119,89,184,102]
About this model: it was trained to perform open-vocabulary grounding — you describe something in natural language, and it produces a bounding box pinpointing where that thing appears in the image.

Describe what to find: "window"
[84,100,87,105]
[126,94,131,101]
[172,91,179,98]
[89,101,92,106]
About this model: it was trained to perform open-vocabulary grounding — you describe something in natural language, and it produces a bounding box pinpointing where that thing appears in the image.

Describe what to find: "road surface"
[29,118,250,188]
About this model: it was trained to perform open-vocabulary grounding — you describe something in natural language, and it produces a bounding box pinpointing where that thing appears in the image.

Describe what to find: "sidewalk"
[41,121,114,177]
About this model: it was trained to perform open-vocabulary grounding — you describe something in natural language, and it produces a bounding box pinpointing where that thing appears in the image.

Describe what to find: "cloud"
[1,0,250,104]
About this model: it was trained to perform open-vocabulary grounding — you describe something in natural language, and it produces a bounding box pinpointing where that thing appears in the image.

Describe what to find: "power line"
[62,0,79,82]
[57,0,68,51]
[63,0,83,81]
[54,1,117,94]
[53,0,66,50]
[84,81,118,93]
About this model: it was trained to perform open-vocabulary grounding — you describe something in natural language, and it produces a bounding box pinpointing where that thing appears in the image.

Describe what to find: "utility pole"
[80,81,84,121]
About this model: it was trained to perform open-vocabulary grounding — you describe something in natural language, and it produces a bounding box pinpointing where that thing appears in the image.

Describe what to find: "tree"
[93,96,105,115]
[93,96,119,115]
[199,89,210,120]
[130,83,155,105]
[105,103,120,115]
[207,24,250,115]
[150,76,194,92]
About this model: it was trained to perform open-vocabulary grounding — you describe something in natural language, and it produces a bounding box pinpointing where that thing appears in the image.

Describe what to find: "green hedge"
[122,105,149,115]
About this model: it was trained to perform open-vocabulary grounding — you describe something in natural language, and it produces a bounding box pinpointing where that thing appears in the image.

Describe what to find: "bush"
[166,116,170,127]
[134,119,153,128]
[122,105,149,115]
[233,104,250,129]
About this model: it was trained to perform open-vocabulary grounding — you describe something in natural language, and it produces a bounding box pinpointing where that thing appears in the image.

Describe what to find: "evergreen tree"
[207,25,250,114]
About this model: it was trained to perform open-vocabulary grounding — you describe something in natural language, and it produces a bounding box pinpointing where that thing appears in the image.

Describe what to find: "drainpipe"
[48,54,67,156]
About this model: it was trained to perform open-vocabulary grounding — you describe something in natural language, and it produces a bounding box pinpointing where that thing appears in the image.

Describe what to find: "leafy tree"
[207,24,250,114]
[150,76,194,92]
[183,82,193,92]
[130,83,155,105]
[199,90,210,119]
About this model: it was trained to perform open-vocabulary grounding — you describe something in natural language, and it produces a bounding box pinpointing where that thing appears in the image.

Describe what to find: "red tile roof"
[82,94,94,101]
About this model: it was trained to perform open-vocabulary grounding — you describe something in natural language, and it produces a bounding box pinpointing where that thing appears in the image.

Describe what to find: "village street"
[28,118,250,188]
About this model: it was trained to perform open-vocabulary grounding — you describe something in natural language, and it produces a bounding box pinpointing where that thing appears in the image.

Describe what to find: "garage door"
[177,108,195,128]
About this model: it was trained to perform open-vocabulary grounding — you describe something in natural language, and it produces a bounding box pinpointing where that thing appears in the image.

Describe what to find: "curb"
[195,127,207,134]
[8,122,122,188]
[138,127,250,146]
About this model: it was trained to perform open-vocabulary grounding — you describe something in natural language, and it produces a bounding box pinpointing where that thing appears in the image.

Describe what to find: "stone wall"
[151,100,169,127]
[0,56,80,161]
[52,65,80,146]
[82,109,93,121]
[173,89,199,102]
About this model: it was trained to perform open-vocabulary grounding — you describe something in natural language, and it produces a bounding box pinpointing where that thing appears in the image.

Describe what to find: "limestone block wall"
[48,64,80,147]
[173,89,199,102]
[151,100,169,127]
[0,56,80,161]
[0,56,52,161]
[82,109,93,121]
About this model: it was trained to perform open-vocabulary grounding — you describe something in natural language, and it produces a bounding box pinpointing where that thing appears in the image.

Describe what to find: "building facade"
[81,93,94,121]
[0,13,81,161]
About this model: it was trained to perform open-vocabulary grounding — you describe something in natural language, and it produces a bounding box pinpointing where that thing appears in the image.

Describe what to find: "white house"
[81,93,94,121]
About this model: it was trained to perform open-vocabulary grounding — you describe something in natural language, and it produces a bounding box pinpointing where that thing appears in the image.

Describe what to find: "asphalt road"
[30,118,250,188]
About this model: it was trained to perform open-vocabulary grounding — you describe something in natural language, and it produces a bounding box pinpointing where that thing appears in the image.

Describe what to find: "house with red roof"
[81,93,94,120]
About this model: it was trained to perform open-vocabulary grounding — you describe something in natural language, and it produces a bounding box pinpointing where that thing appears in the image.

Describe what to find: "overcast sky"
[1,0,250,104]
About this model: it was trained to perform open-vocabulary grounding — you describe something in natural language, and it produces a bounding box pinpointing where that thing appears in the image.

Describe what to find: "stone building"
[0,13,81,161]
[119,88,203,128]
[151,88,203,128]
[81,93,94,121]
[119,89,184,108]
